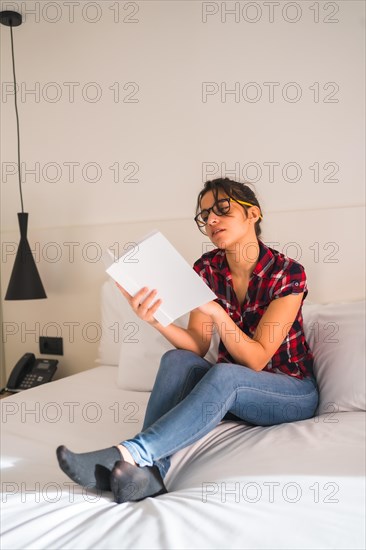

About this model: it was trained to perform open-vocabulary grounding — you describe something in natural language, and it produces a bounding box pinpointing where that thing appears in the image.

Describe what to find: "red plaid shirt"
[193,240,315,380]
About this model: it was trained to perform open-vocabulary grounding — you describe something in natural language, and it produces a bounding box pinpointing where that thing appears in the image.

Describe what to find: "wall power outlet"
[40,336,63,356]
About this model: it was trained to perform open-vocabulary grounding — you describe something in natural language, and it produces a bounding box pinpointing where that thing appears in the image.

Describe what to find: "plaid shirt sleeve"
[271,262,308,302]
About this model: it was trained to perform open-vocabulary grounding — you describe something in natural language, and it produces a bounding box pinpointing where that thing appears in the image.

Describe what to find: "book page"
[106,231,217,326]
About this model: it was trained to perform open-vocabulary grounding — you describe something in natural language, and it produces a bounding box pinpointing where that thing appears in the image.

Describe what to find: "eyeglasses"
[194,198,262,233]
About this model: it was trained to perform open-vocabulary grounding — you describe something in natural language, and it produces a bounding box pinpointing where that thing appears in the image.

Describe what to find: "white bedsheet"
[1,366,365,550]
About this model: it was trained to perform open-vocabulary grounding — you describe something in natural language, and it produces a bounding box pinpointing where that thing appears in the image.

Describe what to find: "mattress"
[1,366,365,550]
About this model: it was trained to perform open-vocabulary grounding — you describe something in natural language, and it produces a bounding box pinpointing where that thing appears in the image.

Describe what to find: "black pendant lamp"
[1,11,46,300]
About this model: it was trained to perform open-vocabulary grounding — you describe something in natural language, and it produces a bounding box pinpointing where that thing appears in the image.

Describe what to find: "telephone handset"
[5,353,58,393]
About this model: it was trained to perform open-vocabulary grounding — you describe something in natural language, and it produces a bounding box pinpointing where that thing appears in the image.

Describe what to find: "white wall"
[1,1,365,382]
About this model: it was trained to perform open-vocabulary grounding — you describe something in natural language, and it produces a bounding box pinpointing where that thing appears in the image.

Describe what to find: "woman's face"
[199,190,258,249]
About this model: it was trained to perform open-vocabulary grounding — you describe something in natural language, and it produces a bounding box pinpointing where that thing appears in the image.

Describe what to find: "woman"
[57,177,319,504]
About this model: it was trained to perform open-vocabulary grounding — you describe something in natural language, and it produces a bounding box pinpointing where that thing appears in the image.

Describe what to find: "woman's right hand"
[115,283,162,326]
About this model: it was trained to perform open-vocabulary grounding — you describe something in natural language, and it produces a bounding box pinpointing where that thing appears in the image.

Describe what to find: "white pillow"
[97,280,126,366]
[98,280,209,379]
[302,301,365,415]
[115,286,219,391]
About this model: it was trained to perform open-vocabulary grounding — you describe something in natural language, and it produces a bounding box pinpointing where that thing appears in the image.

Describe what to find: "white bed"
[1,259,366,549]
[1,367,365,550]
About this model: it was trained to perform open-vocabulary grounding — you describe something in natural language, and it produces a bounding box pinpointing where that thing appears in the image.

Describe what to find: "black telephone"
[5,353,58,393]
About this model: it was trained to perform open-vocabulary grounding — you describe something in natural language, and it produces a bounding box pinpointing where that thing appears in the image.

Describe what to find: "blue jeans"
[121,350,319,479]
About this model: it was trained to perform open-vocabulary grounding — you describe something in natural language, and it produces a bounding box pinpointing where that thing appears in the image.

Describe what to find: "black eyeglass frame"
[194,197,262,234]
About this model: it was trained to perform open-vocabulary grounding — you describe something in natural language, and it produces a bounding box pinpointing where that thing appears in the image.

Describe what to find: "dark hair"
[195,178,263,238]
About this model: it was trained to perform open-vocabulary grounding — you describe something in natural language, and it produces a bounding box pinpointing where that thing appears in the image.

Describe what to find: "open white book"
[105,230,217,327]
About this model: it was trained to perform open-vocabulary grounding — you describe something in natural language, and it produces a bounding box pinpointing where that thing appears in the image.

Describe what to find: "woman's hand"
[116,283,162,326]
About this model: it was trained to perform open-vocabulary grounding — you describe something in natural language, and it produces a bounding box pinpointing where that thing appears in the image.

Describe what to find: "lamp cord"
[9,24,24,213]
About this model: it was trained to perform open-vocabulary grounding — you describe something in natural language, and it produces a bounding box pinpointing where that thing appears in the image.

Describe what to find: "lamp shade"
[5,213,47,300]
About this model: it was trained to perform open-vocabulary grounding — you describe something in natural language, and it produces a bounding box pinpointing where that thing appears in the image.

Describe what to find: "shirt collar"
[213,239,275,279]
